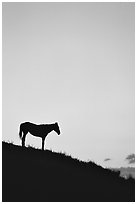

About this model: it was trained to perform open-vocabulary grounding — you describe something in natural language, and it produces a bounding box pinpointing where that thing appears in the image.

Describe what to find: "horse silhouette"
[19,122,61,150]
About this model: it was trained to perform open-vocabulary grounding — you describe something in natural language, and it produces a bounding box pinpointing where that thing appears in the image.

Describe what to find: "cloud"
[125,154,135,164]
[104,158,111,162]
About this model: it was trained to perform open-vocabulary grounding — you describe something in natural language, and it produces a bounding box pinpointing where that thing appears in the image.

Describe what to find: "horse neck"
[48,123,56,133]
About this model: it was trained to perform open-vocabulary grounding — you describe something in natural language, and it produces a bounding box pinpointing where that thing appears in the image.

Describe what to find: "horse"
[19,122,61,150]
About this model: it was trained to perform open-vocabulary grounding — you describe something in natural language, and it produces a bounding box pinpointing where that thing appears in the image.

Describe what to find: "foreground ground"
[2,142,135,202]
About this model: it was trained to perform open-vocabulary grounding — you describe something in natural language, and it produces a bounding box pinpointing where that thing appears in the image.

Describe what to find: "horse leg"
[42,138,45,151]
[22,133,27,147]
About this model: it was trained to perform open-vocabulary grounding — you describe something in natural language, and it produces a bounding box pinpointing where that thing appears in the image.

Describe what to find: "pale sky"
[2,2,135,168]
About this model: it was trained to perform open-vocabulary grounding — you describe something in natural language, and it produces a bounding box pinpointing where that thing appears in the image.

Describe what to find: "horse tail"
[19,124,23,139]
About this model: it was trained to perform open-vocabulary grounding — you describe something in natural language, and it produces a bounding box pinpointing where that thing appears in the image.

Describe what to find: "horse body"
[19,122,60,150]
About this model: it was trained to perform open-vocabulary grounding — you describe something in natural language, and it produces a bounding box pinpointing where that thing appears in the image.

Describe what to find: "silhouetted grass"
[2,141,135,202]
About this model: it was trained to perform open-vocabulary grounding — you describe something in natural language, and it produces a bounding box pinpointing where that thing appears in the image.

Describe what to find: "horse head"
[54,122,61,135]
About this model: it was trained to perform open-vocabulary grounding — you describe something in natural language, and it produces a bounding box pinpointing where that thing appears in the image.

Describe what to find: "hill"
[112,167,135,179]
[2,142,135,202]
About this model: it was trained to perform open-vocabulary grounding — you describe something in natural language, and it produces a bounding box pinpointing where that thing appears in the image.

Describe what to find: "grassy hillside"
[2,142,135,202]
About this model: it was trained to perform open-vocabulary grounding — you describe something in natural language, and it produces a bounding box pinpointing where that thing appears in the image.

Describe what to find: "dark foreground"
[2,142,135,202]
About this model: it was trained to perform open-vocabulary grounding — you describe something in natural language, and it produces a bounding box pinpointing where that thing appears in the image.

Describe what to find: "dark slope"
[2,142,135,202]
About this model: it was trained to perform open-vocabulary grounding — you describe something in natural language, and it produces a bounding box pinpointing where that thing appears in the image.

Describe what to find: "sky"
[2,2,135,168]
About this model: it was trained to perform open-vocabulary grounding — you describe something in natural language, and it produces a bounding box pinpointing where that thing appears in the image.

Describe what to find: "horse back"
[20,122,49,137]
